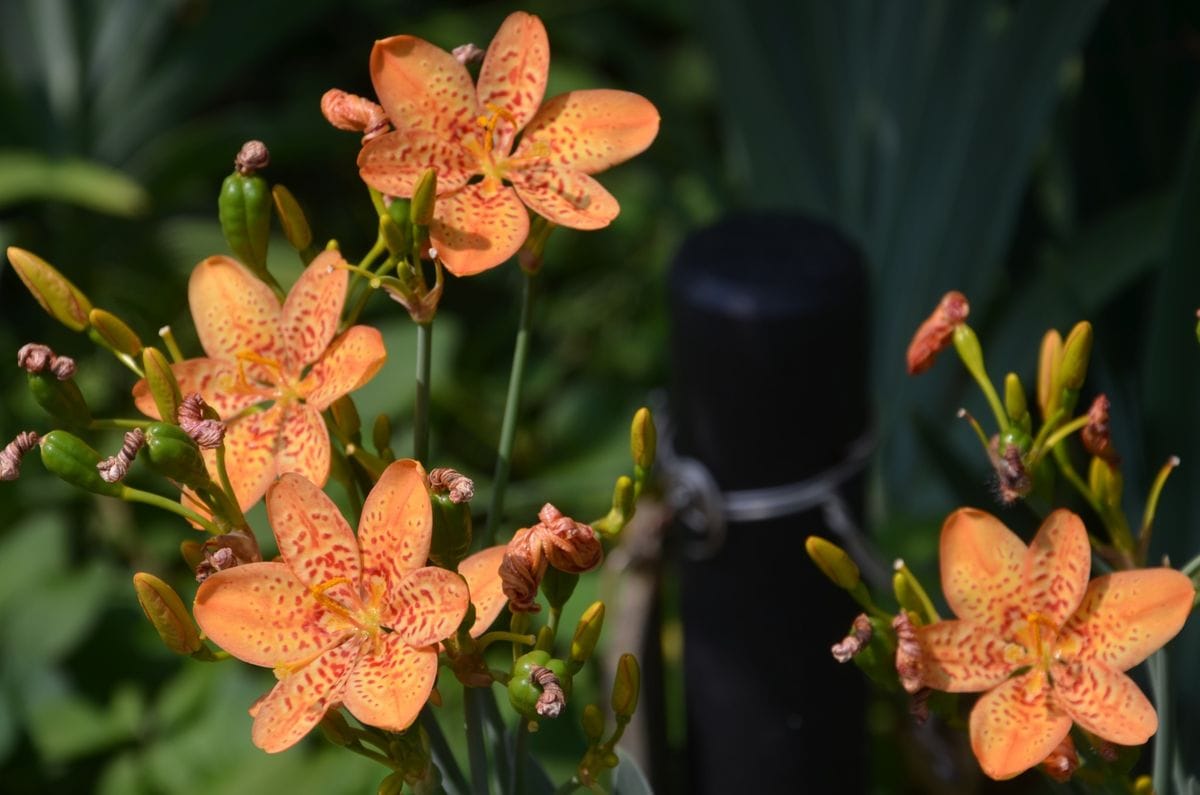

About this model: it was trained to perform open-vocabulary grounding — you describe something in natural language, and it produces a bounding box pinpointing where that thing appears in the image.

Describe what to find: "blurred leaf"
[26,681,143,763]
[1,561,115,674]
[0,151,149,216]
[0,511,67,614]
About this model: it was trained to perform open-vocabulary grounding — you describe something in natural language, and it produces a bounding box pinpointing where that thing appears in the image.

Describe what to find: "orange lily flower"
[193,461,509,752]
[133,251,386,511]
[915,508,1194,780]
[356,11,660,276]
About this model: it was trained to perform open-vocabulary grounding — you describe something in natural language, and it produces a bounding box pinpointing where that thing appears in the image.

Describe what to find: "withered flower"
[1081,394,1118,463]
[906,291,969,375]
[500,504,603,612]
[831,614,873,663]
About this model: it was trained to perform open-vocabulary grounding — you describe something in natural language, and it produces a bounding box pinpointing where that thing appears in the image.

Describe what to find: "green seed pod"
[411,169,437,227]
[1059,321,1093,392]
[132,572,201,654]
[428,492,472,570]
[89,308,142,357]
[569,601,605,673]
[610,653,640,720]
[26,371,91,427]
[850,615,898,691]
[6,247,93,331]
[330,395,361,442]
[144,422,211,489]
[271,184,313,252]
[581,703,605,744]
[630,407,656,473]
[804,536,861,590]
[39,430,126,496]
[219,171,272,276]
[142,347,182,423]
[508,650,572,721]
[540,566,579,611]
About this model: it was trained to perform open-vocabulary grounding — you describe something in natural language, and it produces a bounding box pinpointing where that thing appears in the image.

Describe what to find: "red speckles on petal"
[301,325,387,411]
[358,460,433,593]
[388,567,469,647]
[268,472,362,602]
[369,35,478,136]
[915,620,1017,693]
[251,637,364,753]
[342,635,437,732]
[514,89,660,176]
[221,403,287,510]
[510,164,619,230]
[276,404,331,488]
[430,184,529,276]
[939,508,1027,635]
[476,11,549,133]
[189,255,282,363]
[280,250,348,370]
[358,128,476,198]
[1053,660,1157,745]
[1022,510,1090,629]
[969,670,1072,781]
[133,357,268,421]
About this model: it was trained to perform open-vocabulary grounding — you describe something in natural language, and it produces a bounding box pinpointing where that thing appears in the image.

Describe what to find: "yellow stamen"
[475,102,517,157]
[235,349,285,387]
[309,576,365,628]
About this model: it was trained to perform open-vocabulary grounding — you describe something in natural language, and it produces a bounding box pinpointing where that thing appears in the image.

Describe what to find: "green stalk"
[465,689,491,795]
[511,719,530,795]
[88,418,147,430]
[480,689,512,792]
[123,487,221,534]
[421,707,470,795]
[483,271,537,546]
[414,320,433,462]
[1149,650,1171,795]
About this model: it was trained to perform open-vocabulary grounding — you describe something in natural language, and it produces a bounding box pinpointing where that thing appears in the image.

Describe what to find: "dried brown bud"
[536,504,603,573]
[831,614,873,663]
[1081,394,1118,463]
[18,342,76,379]
[893,611,924,695]
[234,140,270,175]
[531,665,567,718]
[320,89,390,143]
[991,440,1031,505]
[452,43,485,65]
[97,428,146,483]
[177,393,226,449]
[0,431,40,480]
[1039,734,1079,783]
[906,291,970,375]
[500,526,546,613]
[908,687,931,725]
[429,467,475,503]
[194,532,261,582]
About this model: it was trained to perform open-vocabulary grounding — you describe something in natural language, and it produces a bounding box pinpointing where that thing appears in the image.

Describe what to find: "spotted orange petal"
[222,404,287,510]
[358,128,477,198]
[193,561,344,667]
[301,325,387,411]
[915,620,1017,692]
[267,471,362,606]
[359,459,433,592]
[1060,568,1194,671]
[513,89,660,175]
[458,544,509,638]
[1053,660,1157,745]
[969,670,1072,781]
[388,567,470,647]
[430,183,529,276]
[476,11,549,134]
[189,255,282,362]
[342,634,438,732]
[940,508,1027,634]
[132,357,269,420]
[369,35,477,136]
[1022,509,1090,629]
[280,250,348,370]
[276,404,331,488]
[510,164,619,230]
[251,637,364,753]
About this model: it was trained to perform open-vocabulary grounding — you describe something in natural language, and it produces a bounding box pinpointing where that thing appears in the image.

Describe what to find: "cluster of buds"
[500,504,603,612]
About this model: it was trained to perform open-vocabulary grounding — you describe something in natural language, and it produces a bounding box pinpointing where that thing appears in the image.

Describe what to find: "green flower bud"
[132,572,201,654]
[1004,372,1029,432]
[1059,321,1093,392]
[540,566,579,611]
[330,395,361,442]
[1037,329,1063,420]
[411,168,437,227]
[1088,455,1122,512]
[89,308,142,357]
[142,347,182,423]
[804,536,861,590]
[595,476,634,537]
[144,422,211,489]
[569,601,605,673]
[951,324,989,389]
[39,430,126,496]
[26,371,91,427]
[379,214,407,257]
[372,413,393,458]
[6,247,93,331]
[581,703,605,744]
[271,184,313,253]
[377,771,406,795]
[631,407,656,473]
[428,492,472,570]
[892,561,939,626]
[611,653,640,720]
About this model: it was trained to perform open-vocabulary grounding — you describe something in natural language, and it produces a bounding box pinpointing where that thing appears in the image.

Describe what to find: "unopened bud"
[379,214,407,257]
[330,395,362,441]
[831,614,873,663]
[234,140,270,175]
[320,89,389,142]
[611,653,640,719]
[1081,394,1117,463]
[6,247,93,331]
[581,703,605,744]
[892,559,939,625]
[318,709,354,747]
[411,169,437,226]
[1004,372,1028,430]
[540,566,579,611]
[1037,329,1063,420]
[89,308,143,357]
[97,428,146,483]
[951,323,988,385]
[373,413,394,458]
[132,572,201,654]
[1059,321,1093,392]
[0,431,40,481]
[1039,734,1079,783]
[905,291,969,375]
[569,601,605,672]
[1088,455,1123,511]
[804,536,861,590]
[377,771,406,795]
[631,407,656,473]
[142,347,182,422]
[271,184,313,252]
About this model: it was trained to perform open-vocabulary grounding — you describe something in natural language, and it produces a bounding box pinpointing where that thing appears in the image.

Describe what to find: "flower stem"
[343,740,400,770]
[483,271,538,546]
[480,690,512,792]
[475,631,536,653]
[1181,553,1200,579]
[421,707,471,795]
[123,487,221,534]
[465,688,491,795]
[214,443,247,528]
[88,418,147,431]
[414,320,433,462]
[1149,650,1171,795]
[511,718,530,795]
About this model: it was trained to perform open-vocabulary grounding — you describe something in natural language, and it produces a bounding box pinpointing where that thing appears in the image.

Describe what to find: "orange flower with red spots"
[193,461,508,752]
[353,11,660,276]
[134,250,386,511]
[914,508,1194,780]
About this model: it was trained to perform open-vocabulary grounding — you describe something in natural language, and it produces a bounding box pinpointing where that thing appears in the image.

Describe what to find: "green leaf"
[0,150,148,216]
[25,681,143,763]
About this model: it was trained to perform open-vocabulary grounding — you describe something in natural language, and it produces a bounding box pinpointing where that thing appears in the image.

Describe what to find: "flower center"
[309,576,377,634]
[235,349,304,400]
[1008,611,1061,670]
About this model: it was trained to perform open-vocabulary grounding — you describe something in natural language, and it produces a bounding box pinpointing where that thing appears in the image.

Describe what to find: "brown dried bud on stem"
[537,504,603,573]
[452,43,485,65]
[234,140,270,175]
[0,431,40,480]
[194,531,260,582]
[177,393,226,449]
[531,665,567,718]
[991,439,1031,505]
[1081,394,1118,463]
[320,89,390,143]
[906,291,970,375]
[831,614,874,663]
[18,342,76,379]
[500,526,545,613]
[908,687,931,725]
[429,467,475,503]
[97,428,146,483]
[500,505,603,612]
[1039,734,1079,783]
[893,611,924,695]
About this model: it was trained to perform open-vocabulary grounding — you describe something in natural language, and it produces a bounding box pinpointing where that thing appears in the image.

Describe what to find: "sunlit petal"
[1053,660,1157,745]
[458,545,508,637]
[132,358,269,420]
[276,404,331,488]
[387,567,470,647]
[916,620,1017,692]
[510,165,619,230]
[358,460,433,592]
[343,634,437,732]
[358,129,476,198]
[969,670,1072,781]
[188,255,282,362]
[514,89,660,175]
[940,508,1027,634]
[301,325,387,411]
[251,637,364,753]
[267,471,362,605]
[369,35,477,136]
[222,404,287,511]
[430,184,529,276]
[280,250,348,370]
[476,11,549,133]
[1022,509,1090,629]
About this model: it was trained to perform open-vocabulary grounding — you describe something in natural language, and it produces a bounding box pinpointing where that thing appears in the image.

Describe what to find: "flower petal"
[430,184,529,276]
[1060,568,1194,671]
[969,670,1072,781]
[302,325,387,411]
[476,11,549,133]
[342,634,437,732]
[357,129,475,197]
[388,567,470,647]
[1022,509,1090,629]
[915,620,1017,692]
[222,404,287,510]
[514,89,660,175]
[940,508,1027,634]
[280,250,348,370]
[369,35,477,136]
[194,561,343,668]
[510,165,619,230]
[267,471,362,604]
[359,459,433,590]
[251,637,363,753]
[275,404,331,488]
[1054,661,1157,745]
[188,255,282,362]
[458,545,509,638]
[132,358,269,420]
